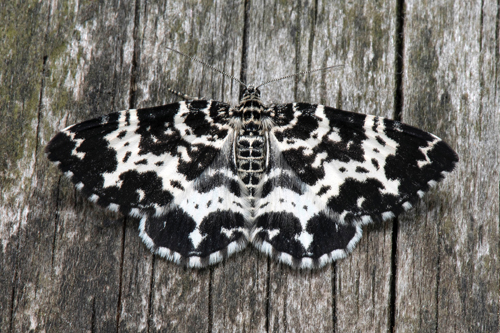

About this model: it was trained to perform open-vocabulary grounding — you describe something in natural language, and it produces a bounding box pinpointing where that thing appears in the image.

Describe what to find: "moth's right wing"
[251,102,457,269]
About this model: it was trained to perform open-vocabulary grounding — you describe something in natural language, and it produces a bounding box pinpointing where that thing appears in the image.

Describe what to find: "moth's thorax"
[235,87,267,200]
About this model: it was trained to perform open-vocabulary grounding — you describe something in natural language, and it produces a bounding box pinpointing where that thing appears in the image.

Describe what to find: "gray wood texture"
[1,0,498,332]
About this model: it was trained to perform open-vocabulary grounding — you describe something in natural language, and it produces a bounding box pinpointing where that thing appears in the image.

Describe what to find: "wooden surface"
[0,0,498,332]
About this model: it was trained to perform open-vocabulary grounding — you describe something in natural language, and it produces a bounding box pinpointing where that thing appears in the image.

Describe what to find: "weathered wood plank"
[0,2,51,331]
[116,1,258,332]
[211,252,269,332]
[245,1,398,331]
[40,1,137,331]
[245,2,335,331]
[315,2,399,332]
[1,0,498,332]
[395,0,499,331]
[1,0,137,331]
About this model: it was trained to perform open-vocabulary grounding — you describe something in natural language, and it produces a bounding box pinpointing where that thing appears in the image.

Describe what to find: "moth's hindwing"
[251,136,363,269]
[250,103,458,269]
[46,100,249,267]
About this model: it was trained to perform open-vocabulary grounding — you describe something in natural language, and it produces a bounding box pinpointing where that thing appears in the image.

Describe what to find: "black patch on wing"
[134,104,180,156]
[135,101,230,181]
[146,208,197,255]
[176,143,221,181]
[273,103,320,142]
[317,185,331,196]
[279,147,326,185]
[197,211,246,254]
[93,170,174,216]
[146,209,246,258]
[271,103,295,126]
[272,104,368,186]
[254,212,306,258]
[253,212,357,261]
[46,114,120,185]
[306,213,357,256]
[326,178,397,220]
[195,172,242,197]
[383,119,457,184]
[184,101,228,137]
[260,172,304,198]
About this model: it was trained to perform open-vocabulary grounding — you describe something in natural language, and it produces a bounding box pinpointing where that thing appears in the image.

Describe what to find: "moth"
[46,49,458,269]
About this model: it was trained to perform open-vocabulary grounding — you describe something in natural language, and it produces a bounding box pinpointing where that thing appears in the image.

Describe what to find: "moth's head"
[241,86,261,102]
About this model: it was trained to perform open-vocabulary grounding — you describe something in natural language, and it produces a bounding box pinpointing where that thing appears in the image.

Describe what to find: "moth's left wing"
[46,100,250,267]
[251,103,458,269]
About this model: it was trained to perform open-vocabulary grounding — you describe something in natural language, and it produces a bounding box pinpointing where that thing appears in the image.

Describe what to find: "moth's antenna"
[166,47,247,89]
[256,64,344,89]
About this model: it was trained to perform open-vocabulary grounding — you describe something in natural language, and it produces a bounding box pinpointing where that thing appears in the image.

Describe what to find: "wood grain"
[396,0,499,332]
[0,0,497,332]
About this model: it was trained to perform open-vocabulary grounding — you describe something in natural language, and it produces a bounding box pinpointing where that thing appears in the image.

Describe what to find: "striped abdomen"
[236,132,266,199]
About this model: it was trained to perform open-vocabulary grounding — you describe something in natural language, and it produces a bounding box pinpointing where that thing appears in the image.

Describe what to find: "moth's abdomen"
[236,133,266,199]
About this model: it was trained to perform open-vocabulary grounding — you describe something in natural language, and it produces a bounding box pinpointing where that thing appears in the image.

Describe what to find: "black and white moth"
[46,57,458,269]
